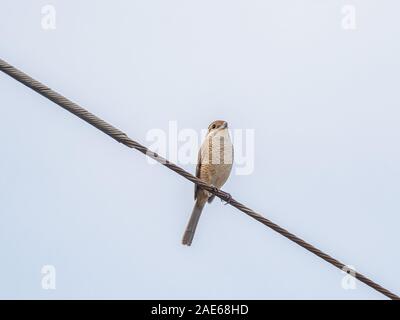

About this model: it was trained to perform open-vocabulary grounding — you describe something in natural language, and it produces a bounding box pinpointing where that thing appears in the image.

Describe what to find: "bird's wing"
[194,149,202,200]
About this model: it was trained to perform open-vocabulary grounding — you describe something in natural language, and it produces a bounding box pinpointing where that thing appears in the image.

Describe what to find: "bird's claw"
[222,192,232,205]
[211,186,219,194]
[210,186,232,205]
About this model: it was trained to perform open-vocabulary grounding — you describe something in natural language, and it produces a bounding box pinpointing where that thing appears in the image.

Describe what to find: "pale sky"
[0,0,399,299]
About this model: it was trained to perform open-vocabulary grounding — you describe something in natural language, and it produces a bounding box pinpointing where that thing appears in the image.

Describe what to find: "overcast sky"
[1,0,399,299]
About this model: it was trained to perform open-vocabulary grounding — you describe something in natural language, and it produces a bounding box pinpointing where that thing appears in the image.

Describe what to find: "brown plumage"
[182,120,234,246]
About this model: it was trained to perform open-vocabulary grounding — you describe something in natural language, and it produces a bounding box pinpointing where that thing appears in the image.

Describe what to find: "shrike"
[182,120,234,246]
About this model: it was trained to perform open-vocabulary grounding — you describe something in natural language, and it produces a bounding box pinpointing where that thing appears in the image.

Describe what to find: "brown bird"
[182,120,234,246]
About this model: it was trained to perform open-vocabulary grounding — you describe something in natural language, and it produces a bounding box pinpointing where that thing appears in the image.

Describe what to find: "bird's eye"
[211,124,216,129]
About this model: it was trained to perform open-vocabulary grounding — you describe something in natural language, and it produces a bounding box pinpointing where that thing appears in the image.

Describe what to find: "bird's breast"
[199,129,233,188]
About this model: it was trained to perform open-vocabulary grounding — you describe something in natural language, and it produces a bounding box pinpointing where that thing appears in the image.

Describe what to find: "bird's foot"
[211,186,220,194]
[210,186,232,205]
[221,192,232,205]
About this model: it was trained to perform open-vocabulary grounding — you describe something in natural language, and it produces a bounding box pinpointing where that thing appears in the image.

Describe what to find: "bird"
[182,120,234,246]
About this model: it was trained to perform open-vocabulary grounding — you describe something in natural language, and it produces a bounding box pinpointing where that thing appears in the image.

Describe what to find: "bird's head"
[207,120,228,134]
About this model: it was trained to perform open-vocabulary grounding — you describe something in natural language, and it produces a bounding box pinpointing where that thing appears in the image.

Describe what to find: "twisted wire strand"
[0,58,398,300]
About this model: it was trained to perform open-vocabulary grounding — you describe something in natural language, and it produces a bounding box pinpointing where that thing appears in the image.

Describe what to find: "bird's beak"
[223,122,228,129]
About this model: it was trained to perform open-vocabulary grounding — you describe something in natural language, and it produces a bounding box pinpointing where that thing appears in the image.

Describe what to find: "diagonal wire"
[0,57,398,300]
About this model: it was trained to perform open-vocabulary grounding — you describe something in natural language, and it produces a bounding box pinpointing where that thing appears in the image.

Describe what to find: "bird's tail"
[182,199,206,246]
